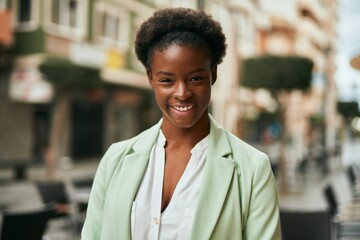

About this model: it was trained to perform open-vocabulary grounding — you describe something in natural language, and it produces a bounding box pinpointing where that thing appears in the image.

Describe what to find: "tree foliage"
[241,55,314,90]
[337,101,360,119]
[39,58,103,90]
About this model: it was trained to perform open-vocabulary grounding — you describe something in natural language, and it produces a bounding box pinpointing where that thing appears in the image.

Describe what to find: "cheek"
[153,88,168,107]
[199,86,212,103]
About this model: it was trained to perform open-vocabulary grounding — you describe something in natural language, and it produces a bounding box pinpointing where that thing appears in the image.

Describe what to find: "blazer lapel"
[191,116,235,239]
[116,150,152,203]
[106,121,162,239]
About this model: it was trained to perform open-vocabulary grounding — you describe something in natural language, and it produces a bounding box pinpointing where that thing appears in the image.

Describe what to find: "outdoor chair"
[33,179,78,238]
[70,176,93,232]
[323,183,360,239]
[72,176,93,189]
[0,203,56,240]
[34,180,71,219]
[280,209,331,240]
[347,164,360,198]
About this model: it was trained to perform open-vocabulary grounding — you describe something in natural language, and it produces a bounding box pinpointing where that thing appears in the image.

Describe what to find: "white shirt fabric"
[131,131,209,240]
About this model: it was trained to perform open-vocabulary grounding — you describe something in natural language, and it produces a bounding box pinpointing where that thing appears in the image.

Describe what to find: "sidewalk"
[278,167,354,212]
[277,137,360,211]
[0,159,99,240]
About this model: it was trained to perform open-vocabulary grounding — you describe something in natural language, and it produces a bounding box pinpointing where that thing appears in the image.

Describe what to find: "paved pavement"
[0,159,98,240]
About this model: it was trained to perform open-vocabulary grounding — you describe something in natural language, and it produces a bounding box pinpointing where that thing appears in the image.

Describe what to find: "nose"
[174,81,192,100]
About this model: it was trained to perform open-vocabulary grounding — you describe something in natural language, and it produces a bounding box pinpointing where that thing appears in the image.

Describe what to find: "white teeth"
[173,105,194,112]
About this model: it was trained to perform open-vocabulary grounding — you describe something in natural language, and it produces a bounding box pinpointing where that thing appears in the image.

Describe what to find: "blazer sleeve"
[81,145,114,240]
[243,152,282,240]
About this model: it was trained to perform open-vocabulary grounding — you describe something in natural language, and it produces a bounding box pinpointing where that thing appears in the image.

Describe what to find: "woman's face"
[147,44,216,131]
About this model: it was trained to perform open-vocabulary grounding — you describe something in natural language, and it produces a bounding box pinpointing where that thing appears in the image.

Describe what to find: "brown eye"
[159,78,172,83]
[190,76,205,82]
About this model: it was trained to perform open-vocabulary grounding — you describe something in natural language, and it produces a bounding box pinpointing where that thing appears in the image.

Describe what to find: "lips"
[170,104,195,112]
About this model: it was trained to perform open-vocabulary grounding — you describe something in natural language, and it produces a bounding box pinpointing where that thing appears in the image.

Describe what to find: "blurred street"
[0,160,98,240]
[1,0,360,239]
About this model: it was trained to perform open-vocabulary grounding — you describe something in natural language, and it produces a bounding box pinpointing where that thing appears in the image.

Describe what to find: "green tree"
[337,101,360,121]
[241,55,314,193]
[39,58,103,179]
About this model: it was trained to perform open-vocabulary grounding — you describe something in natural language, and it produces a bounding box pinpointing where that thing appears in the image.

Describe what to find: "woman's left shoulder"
[225,130,270,170]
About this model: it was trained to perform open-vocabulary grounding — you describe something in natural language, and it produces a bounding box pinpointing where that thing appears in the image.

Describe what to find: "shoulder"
[223,130,275,208]
[208,115,269,172]
[106,134,141,157]
[224,130,270,174]
[226,130,268,160]
[226,131,265,156]
[99,122,161,172]
[108,119,162,155]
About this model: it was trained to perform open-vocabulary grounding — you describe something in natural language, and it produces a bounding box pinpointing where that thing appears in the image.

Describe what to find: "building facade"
[0,0,164,169]
[0,0,339,177]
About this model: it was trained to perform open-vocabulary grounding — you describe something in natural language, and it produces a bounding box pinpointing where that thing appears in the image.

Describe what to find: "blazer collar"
[114,115,234,239]
[116,118,163,204]
[110,119,162,238]
[119,118,163,202]
[130,115,232,155]
[132,118,163,152]
[190,115,235,239]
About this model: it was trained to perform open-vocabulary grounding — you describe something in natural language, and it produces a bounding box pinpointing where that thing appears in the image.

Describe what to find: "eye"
[190,76,204,82]
[158,78,174,85]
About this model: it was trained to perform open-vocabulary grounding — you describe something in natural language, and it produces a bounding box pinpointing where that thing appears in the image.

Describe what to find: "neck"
[161,114,210,149]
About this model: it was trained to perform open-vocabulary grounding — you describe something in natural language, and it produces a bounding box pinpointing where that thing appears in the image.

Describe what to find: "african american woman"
[81,7,281,240]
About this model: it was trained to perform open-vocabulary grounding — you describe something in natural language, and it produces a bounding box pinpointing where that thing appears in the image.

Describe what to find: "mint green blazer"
[81,115,281,240]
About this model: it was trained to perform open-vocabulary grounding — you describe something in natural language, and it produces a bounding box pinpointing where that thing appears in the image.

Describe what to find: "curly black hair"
[135,7,227,69]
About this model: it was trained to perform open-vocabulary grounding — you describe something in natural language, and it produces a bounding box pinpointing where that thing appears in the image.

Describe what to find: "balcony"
[294,37,324,71]
[228,0,255,13]
[297,18,327,47]
[258,0,297,26]
[298,0,327,23]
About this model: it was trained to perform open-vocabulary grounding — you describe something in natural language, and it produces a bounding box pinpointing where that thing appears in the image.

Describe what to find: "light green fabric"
[81,115,281,240]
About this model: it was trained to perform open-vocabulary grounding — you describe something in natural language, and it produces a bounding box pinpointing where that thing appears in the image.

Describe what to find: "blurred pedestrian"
[82,7,281,240]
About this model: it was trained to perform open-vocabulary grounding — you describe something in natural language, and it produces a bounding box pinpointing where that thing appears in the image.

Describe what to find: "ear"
[211,66,217,85]
[146,69,154,88]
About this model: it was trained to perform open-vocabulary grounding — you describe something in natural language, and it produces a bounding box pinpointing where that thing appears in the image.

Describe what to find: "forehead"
[150,44,212,70]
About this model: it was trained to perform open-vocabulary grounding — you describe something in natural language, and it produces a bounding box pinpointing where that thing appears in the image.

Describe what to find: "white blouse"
[131,131,209,240]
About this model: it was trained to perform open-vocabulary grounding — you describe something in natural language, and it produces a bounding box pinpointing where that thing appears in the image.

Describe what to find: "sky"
[335,0,360,104]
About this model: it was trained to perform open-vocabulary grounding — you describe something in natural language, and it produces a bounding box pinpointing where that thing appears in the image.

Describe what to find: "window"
[94,2,130,50]
[43,0,88,40]
[235,11,255,41]
[18,0,30,22]
[51,0,78,28]
[12,0,40,31]
[101,13,119,41]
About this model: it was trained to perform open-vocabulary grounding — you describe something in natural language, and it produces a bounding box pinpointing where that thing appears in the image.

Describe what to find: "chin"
[172,121,196,129]
[166,117,198,129]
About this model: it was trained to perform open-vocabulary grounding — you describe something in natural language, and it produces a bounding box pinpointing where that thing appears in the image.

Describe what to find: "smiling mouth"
[171,105,195,112]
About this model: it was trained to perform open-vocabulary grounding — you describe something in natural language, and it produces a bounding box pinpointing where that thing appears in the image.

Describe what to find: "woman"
[82,7,281,240]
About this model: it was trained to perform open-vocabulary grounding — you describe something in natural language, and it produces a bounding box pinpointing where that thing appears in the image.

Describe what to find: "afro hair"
[135,7,227,69]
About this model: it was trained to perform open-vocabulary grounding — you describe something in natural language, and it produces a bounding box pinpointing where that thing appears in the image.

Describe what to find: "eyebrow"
[155,71,174,76]
[155,68,208,76]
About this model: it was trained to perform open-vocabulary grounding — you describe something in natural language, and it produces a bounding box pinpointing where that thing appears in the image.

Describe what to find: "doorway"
[71,98,104,160]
